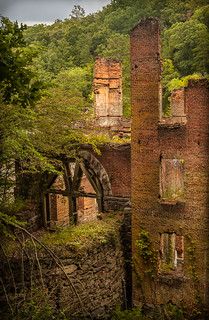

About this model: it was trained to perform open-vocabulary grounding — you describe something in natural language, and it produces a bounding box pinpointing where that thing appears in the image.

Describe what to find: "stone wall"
[131,18,209,314]
[0,222,126,319]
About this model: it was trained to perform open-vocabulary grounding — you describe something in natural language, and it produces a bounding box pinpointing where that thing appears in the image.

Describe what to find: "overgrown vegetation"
[112,303,185,320]
[1,0,208,223]
[112,306,145,320]
[136,229,157,277]
[0,214,121,319]
[0,15,107,238]
[22,1,209,116]
[1,1,209,318]
[41,214,120,249]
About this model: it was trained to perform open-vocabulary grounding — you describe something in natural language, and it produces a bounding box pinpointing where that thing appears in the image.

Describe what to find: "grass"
[0,213,122,257]
[41,213,121,250]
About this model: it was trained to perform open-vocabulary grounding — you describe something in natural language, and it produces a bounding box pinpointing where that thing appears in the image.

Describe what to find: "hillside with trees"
[23,0,209,116]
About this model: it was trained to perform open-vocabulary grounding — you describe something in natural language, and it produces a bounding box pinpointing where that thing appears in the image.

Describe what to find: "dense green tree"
[0,17,41,106]
[70,5,86,19]
[193,5,209,29]
[163,19,209,75]
[0,18,97,209]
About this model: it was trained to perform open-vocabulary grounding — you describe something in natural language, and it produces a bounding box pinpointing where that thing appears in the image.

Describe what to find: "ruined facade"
[131,18,209,313]
[43,145,131,227]
[43,57,131,228]
[3,18,209,319]
[94,57,123,127]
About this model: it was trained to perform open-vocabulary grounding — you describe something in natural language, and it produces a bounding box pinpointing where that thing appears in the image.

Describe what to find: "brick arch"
[78,150,112,197]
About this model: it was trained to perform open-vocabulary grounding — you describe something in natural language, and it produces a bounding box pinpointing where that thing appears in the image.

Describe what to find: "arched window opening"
[43,152,112,227]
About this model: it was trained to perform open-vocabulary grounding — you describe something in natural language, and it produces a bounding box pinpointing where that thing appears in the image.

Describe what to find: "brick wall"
[94,57,123,127]
[94,144,131,211]
[77,174,98,223]
[96,144,131,198]
[131,18,209,314]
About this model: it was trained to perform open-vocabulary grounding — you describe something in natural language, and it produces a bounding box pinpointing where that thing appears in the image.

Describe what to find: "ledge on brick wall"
[158,198,186,206]
[158,117,187,129]
[157,273,187,286]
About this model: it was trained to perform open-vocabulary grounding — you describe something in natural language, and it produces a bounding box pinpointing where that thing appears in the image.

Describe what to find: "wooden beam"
[74,191,97,198]
[46,189,68,195]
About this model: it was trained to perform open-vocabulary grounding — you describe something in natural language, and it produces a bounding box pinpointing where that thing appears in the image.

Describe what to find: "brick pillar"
[93,57,123,127]
[130,18,162,306]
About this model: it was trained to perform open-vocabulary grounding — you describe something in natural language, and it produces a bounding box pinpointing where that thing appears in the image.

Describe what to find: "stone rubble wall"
[0,232,126,319]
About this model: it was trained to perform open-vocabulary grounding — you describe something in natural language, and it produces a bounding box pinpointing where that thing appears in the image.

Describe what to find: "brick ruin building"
[41,57,131,228]
[4,18,209,318]
[93,57,131,138]
[131,18,209,313]
[38,22,209,313]
[93,57,123,127]
[43,146,131,227]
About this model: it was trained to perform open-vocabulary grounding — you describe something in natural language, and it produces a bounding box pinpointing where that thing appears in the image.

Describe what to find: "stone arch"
[78,150,112,197]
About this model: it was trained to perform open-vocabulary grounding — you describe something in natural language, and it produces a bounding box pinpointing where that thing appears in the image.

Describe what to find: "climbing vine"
[135,229,158,278]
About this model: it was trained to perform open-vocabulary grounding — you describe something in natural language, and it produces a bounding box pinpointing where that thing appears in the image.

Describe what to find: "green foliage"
[14,288,68,320]
[112,304,185,320]
[163,18,209,76]
[70,5,86,20]
[161,303,184,320]
[167,73,208,92]
[0,211,25,239]
[162,59,179,114]
[193,5,209,29]
[0,17,102,243]
[136,229,157,277]
[112,306,144,320]
[22,0,209,120]
[41,214,120,249]
[0,17,42,107]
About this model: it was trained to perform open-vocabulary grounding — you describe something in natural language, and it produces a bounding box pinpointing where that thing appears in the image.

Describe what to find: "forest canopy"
[22,0,209,117]
[0,0,208,183]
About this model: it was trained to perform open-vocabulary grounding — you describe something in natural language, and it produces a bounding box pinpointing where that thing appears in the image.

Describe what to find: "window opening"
[160,158,184,202]
[44,156,106,226]
[159,233,184,273]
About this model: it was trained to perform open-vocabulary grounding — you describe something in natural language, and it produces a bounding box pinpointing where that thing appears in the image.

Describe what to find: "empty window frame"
[159,233,184,273]
[160,158,184,201]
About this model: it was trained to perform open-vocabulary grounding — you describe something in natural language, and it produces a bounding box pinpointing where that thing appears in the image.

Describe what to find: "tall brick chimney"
[131,17,162,306]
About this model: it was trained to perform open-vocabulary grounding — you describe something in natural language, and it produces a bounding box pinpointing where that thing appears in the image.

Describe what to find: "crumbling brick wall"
[94,57,123,127]
[131,17,209,313]
[42,144,131,227]
[92,143,131,212]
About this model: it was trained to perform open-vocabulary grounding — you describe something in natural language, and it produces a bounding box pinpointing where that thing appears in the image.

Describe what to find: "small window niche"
[160,88,186,126]
[159,233,184,274]
[160,158,184,204]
